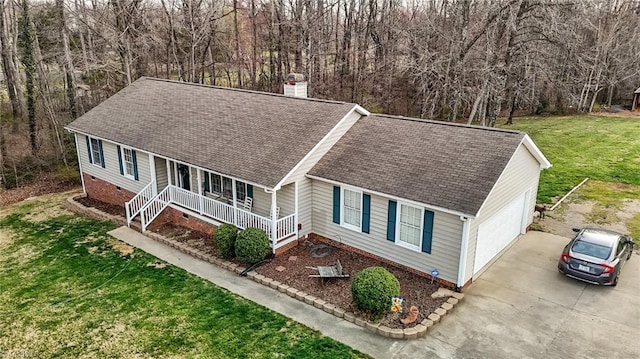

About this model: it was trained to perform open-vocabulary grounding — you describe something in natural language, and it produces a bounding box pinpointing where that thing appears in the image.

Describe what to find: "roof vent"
[284,73,307,98]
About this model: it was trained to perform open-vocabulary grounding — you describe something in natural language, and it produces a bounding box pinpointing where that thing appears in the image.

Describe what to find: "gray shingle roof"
[66,77,356,188]
[308,115,527,216]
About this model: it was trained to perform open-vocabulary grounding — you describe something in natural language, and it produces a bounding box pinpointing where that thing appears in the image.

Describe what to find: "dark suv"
[558,228,634,286]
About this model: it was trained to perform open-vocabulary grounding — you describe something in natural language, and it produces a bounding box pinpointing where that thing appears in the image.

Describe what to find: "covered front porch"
[127,156,299,252]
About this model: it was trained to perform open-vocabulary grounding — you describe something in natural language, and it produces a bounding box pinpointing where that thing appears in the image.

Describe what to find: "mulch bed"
[76,196,126,217]
[75,196,449,329]
[256,240,449,329]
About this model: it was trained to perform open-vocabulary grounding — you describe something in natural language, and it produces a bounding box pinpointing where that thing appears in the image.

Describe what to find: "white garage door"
[473,192,528,275]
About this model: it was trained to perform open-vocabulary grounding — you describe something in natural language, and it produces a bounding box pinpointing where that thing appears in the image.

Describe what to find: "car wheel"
[627,251,633,260]
[612,275,619,287]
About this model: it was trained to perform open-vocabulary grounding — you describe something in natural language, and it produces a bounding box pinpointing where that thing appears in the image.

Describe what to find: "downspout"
[456,216,470,291]
[73,132,86,195]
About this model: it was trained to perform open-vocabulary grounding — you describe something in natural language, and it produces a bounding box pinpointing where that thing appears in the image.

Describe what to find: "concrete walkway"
[108,226,406,358]
[109,226,640,359]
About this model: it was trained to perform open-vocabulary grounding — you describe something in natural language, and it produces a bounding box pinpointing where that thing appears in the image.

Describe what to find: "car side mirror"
[572,228,581,233]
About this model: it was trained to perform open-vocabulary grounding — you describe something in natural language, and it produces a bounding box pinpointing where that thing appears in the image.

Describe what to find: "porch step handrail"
[125,180,156,225]
[140,185,171,232]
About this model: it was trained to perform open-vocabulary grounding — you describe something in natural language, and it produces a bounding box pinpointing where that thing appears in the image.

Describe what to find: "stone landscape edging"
[65,194,465,340]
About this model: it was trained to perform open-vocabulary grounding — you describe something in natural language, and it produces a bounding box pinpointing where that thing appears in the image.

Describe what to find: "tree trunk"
[19,0,37,156]
[56,0,77,119]
[0,0,25,132]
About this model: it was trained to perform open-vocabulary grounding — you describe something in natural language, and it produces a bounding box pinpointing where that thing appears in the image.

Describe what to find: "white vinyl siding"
[297,177,313,237]
[311,179,463,283]
[77,134,151,194]
[154,156,168,190]
[276,183,295,217]
[342,188,362,230]
[397,204,422,250]
[464,144,542,283]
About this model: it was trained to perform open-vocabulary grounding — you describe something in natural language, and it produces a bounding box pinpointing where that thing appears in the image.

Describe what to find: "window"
[397,204,423,250]
[333,186,370,233]
[387,200,433,253]
[122,147,135,179]
[342,188,362,230]
[236,181,247,201]
[89,137,103,167]
[222,176,233,197]
[207,173,249,202]
[211,174,222,193]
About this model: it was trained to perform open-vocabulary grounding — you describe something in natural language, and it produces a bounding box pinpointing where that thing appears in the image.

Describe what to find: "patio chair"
[240,197,252,211]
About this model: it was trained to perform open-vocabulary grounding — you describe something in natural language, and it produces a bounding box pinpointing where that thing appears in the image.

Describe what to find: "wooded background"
[1,0,639,188]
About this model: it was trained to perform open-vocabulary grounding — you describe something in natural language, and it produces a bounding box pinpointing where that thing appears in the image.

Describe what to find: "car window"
[616,240,625,256]
[571,240,612,260]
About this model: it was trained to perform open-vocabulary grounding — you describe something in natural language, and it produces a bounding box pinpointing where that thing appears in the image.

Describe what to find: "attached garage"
[473,191,529,275]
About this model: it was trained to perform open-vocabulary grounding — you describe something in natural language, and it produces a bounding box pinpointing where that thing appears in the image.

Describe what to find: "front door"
[177,164,190,191]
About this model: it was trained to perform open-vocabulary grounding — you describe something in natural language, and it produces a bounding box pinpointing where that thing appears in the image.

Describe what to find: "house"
[633,87,640,112]
[65,77,551,289]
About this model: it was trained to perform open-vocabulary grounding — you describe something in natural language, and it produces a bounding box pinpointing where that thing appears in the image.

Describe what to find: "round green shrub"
[214,223,238,259]
[351,266,400,316]
[235,227,270,264]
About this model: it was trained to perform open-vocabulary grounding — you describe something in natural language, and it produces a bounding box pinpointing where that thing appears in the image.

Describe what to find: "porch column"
[197,169,203,214]
[173,162,179,186]
[166,159,171,186]
[149,155,157,195]
[294,180,299,239]
[232,179,237,226]
[271,190,278,253]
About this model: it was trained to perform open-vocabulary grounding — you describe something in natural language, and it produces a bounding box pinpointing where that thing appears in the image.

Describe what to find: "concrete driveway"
[395,231,640,359]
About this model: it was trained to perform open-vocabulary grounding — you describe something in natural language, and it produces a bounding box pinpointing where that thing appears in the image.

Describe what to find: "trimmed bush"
[351,266,400,316]
[235,228,270,264]
[214,223,238,259]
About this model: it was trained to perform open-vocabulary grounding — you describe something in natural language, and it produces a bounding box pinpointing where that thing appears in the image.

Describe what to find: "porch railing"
[141,185,171,231]
[139,185,297,241]
[125,180,156,225]
[276,214,296,241]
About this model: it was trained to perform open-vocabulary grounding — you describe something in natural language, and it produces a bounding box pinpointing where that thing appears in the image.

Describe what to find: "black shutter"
[132,150,139,180]
[362,194,371,234]
[117,145,124,175]
[387,200,397,242]
[332,186,340,224]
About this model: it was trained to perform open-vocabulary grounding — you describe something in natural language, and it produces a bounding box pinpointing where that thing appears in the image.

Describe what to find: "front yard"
[0,192,367,358]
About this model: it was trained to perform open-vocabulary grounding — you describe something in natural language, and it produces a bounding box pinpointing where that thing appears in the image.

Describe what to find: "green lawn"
[501,115,640,204]
[0,194,367,358]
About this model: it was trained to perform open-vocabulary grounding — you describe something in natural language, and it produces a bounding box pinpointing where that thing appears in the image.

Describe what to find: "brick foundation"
[308,233,457,289]
[274,237,301,256]
[156,206,217,236]
[83,173,135,207]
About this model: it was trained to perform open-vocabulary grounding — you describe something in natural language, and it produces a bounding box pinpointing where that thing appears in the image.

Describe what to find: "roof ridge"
[369,113,524,135]
[138,77,351,106]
